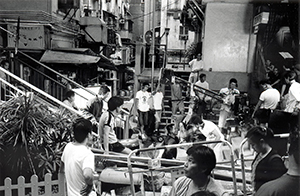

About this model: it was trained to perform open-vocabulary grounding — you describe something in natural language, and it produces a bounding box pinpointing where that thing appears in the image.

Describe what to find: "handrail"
[174,76,223,101]
[18,51,98,97]
[0,67,103,139]
[0,77,25,96]
[17,58,88,101]
[18,51,131,135]
[188,0,203,23]
[0,67,81,115]
[127,140,237,196]
[239,133,290,196]
[190,0,205,18]
[239,138,249,196]
[17,58,66,89]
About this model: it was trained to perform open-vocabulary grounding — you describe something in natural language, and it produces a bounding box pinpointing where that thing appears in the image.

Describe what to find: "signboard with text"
[7,24,45,49]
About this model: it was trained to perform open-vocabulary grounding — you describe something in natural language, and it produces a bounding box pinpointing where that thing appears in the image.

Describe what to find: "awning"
[40,49,117,70]
[40,50,100,64]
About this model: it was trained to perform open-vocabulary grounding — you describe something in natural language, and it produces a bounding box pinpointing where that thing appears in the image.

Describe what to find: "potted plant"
[0,94,77,183]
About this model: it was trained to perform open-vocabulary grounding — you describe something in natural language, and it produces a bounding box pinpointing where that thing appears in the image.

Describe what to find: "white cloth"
[61,143,95,196]
[63,99,77,109]
[259,88,280,110]
[195,80,209,90]
[98,111,118,144]
[201,120,224,162]
[153,91,164,110]
[218,87,239,128]
[284,80,300,113]
[201,120,224,140]
[191,80,209,98]
[219,87,240,112]
[0,70,7,88]
[218,110,231,129]
[189,59,204,71]
[135,90,151,112]
[170,176,227,196]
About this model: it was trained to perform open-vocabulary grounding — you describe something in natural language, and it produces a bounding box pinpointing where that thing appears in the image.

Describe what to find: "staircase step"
[157,71,223,130]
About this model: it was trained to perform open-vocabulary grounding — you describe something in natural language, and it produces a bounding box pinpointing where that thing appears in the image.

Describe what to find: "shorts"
[109,141,125,153]
[138,110,149,127]
[254,109,271,123]
[172,100,185,115]
[154,110,162,122]
[188,72,199,83]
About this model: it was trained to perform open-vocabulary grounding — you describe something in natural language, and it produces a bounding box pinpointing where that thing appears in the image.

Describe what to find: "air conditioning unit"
[179,34,188,40]
[121,47,131,64]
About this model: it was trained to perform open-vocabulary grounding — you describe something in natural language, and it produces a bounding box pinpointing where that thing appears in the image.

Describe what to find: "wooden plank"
[30,175,39,196]
[17,176,25,196]
[44,173,52,195]
[4,178,12,196]
[58,173,66,196]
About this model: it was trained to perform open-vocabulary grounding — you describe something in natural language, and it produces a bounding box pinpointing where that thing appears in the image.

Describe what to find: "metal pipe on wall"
[151,0,155,92]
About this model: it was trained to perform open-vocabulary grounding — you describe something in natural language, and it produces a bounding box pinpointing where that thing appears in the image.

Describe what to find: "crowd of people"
[59,55,300,196]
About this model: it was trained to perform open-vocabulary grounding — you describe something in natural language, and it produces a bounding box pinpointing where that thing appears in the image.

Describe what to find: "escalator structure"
[187,0,205,25]
[180,0,205,33]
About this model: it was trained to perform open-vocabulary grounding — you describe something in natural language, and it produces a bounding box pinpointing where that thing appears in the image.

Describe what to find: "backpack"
[87,99,103,120]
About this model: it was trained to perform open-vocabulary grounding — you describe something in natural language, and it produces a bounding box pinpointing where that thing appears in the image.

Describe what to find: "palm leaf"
[0,94,78,180]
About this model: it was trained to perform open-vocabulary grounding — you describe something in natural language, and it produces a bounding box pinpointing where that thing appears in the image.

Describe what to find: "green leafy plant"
[184,42,198,61]
[0,94,77,182]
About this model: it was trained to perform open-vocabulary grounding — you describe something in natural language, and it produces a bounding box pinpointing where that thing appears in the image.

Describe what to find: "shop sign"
[7,24,45,49]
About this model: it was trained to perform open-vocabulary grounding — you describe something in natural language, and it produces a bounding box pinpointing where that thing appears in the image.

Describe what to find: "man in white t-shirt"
[283,71,300,114]
[187,115,225,162]
[218,78,240,129]
[135,83,151,135]
[152,84,164,132]
[188,53,204,84]
[61,119,96,196]
[192,73,212,116]
[252,80,280,127]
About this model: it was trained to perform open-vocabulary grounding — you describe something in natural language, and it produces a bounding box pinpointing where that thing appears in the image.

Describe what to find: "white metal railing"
[239,133,290,196]
[0,67,80,115]
[0,67,104,139]
[18,51,131,137]
[127,140,238,196]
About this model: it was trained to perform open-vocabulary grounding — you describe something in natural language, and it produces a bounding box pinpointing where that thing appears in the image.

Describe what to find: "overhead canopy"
[40,50,101,64]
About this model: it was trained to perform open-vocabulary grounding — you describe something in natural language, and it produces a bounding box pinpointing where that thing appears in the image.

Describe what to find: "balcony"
[79,16,108,44]
[119,30,133,40]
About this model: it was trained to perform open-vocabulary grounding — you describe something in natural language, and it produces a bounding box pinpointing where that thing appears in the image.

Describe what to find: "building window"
[179,26,188,40]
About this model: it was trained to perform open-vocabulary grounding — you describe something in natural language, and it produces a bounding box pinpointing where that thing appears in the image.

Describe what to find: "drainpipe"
[151,0,156,92]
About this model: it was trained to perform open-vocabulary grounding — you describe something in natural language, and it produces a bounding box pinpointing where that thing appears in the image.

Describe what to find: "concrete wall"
[160,0,194,51]
[130,0,145,42]
[0,0,53,13]
[203,3,253,72]
[202,2,254,92]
